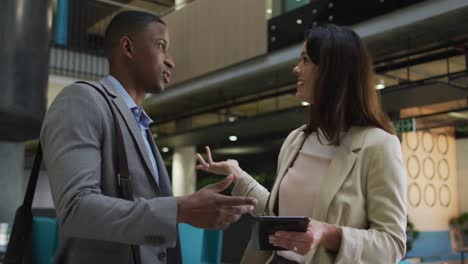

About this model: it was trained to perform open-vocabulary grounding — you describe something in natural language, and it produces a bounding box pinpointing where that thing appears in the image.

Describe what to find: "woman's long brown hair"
[304,24,395,145]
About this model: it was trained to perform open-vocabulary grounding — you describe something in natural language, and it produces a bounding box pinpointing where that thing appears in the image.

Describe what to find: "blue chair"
[179,224,223,264]
[22,219,223,264]
[26,217,60,264]
[398,260,413,264]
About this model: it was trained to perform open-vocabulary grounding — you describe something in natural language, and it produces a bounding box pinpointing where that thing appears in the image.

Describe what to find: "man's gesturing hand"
[177,175,257,230]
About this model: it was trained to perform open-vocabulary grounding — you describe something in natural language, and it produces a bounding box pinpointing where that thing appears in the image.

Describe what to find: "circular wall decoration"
[424,184,437,208]
[438,158,450,181]
[439,184,451,208]
[406,155,420,179]
[436,133,449,155]
[423,156,435,180]
[408,183,421,208]
[405,132,419,151]
[422,131,434,153]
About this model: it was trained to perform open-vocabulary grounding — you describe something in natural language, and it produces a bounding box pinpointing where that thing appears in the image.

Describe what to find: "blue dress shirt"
[106,75,159,184]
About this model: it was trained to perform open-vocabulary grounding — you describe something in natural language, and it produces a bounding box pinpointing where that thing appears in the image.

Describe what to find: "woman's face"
[292,42,318,103]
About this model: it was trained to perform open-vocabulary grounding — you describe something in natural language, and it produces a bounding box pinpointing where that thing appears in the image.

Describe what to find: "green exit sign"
[394,118,415,134]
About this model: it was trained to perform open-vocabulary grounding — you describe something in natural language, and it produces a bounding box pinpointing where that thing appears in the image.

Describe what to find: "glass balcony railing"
[266,0,310,19]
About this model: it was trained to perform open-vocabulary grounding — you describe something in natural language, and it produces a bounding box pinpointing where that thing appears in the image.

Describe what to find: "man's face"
[131,22,174,93]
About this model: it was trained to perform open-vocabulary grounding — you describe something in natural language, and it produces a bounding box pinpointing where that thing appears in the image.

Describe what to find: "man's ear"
[120,36,134,59]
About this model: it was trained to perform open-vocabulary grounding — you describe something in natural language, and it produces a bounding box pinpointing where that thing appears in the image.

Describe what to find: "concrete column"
[0,0,51,140]
[172,146,197,196]
[0,142,25,225]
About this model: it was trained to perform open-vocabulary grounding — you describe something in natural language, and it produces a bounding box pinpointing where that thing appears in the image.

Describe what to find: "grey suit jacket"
[40,78,181,264]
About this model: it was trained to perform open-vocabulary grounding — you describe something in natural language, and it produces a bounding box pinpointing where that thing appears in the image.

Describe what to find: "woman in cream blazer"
[197,24,407,264]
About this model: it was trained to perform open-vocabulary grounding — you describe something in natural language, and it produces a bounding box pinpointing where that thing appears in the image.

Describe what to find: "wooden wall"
[163,0,267,85]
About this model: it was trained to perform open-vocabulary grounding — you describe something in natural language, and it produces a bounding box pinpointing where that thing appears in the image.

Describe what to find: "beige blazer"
[232,125,407,264]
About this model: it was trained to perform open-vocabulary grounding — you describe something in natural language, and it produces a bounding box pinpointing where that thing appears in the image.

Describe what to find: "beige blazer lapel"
[268,126,307,215]
[312,127,368,222]
[98,79,160,189]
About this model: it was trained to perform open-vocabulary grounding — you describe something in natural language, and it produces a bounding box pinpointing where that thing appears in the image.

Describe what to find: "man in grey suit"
[40,11,257,264]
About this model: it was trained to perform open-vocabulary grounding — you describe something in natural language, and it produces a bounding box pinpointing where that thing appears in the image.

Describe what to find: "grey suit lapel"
[98,79,160,189]
[147,131,173,196]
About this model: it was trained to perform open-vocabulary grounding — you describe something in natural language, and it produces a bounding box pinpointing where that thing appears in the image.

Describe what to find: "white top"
[277,132,338,263]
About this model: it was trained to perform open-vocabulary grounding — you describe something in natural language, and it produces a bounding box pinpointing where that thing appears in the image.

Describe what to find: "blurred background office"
[1,0,468,263]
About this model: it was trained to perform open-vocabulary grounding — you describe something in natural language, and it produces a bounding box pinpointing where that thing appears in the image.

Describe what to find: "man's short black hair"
[104,10,165,56]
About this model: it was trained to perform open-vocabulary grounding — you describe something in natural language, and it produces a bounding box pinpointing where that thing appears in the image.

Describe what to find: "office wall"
[456,138,468,214]
[402,127,459,231]
[0,142,25,224]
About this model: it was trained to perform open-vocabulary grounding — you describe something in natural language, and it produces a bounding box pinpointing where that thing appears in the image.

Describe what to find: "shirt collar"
[106,75,153,129]
[130,106,153,129]
[106,75,137,109]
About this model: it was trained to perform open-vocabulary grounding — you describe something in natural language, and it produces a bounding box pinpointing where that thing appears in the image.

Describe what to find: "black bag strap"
[76,82,133,199]
[76,81,141,263]
[4,145,42,264]
[23,145,43,210]
[19,81,133,208]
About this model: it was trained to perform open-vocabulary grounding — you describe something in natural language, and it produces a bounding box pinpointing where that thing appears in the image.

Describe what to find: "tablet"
[247,214,310,250]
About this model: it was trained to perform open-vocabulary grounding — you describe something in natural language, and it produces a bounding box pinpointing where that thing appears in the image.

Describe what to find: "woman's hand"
[197,146,241,179]
[268,219,342,256]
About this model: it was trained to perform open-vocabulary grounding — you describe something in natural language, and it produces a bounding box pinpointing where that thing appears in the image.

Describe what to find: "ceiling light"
[296,19,302,24]
[376,79,385,90]
[228,116,237,122]
[448,112,468,120]
[214,146,264,155]
[301,102,310,106]
[266,9,272,14]
[162,147,169,153]
[229,136,238,142]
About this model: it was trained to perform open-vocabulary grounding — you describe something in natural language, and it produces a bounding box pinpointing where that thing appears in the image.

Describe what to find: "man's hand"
[177,174,257,230]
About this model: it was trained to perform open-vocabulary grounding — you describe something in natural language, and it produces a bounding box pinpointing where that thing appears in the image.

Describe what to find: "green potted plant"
[406,216,420,252]
[449,212,468,247]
